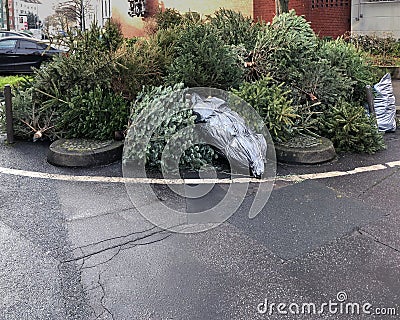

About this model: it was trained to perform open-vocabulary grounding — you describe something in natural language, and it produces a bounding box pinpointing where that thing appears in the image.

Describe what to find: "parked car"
[0,36,65,74]
[0,30,32,38]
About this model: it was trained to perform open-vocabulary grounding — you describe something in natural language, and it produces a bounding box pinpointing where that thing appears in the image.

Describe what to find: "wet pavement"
[0,129,400,319]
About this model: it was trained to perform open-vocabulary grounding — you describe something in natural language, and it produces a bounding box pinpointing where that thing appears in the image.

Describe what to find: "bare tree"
[276,0,289,15]
[44,11,71,34]
[56,0,93,31]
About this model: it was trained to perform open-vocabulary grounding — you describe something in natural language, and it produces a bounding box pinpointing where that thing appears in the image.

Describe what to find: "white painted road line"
[0,167,264,184]
[386,160,400,168]
[0,161,399,185]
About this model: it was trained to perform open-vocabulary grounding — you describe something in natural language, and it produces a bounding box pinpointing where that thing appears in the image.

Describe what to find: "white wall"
[352,0,400,38]
[14,0,40,30]
[85,0,111,28]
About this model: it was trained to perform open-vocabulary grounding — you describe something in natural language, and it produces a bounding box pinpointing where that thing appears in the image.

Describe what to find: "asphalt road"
[0,131,400,319]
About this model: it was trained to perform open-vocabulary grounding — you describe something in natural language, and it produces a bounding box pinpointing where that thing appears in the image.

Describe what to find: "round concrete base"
[48,139,124,167]
[275,135,336,164]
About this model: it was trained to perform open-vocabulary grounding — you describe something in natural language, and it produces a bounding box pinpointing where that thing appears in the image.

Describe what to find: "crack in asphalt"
[69,226,158,252]
[120,233,173,251]
[62,228,171,264]
[65,206,136,223]
[358,229,400,255]
[67,230,175,319]
[357,167,400,198]
[81,246,123,271]
[57,221,183,319]
[67,231,173,320]
[96,272,115,320]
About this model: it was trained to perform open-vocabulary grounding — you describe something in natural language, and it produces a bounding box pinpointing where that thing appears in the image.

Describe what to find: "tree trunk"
[5,0,10,30]
[276,0,289,15]
[81,2,85,30]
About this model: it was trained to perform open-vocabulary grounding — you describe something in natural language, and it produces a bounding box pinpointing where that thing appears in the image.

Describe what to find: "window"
[37,42,49,50]
[311,0,350,8]
[0,39,17,50]
[18,40,38,50]
[0,32,12,38]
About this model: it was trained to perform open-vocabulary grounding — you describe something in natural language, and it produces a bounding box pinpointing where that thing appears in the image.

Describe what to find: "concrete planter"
[275,135,336,165]
[48,139,124,167]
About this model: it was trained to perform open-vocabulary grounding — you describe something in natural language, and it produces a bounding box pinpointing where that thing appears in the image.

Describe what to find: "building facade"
[1,0,16,29]
[351,0,400,38]
[4,0,394,39]
[14,0,41,31]
[111,0,352,38]
[87,0,112,28]
[1,0,41,30]
[0,0,3,28]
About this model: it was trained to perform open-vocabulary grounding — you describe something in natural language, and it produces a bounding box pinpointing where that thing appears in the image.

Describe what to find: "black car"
[0,37,64,74]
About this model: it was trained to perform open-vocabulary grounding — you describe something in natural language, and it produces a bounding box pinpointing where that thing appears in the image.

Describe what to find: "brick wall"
[253,0,276,21]
[254,0,351,38]
[308,0,351,38]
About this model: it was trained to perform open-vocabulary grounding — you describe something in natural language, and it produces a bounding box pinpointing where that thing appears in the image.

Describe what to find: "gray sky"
[38,0,57,19]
